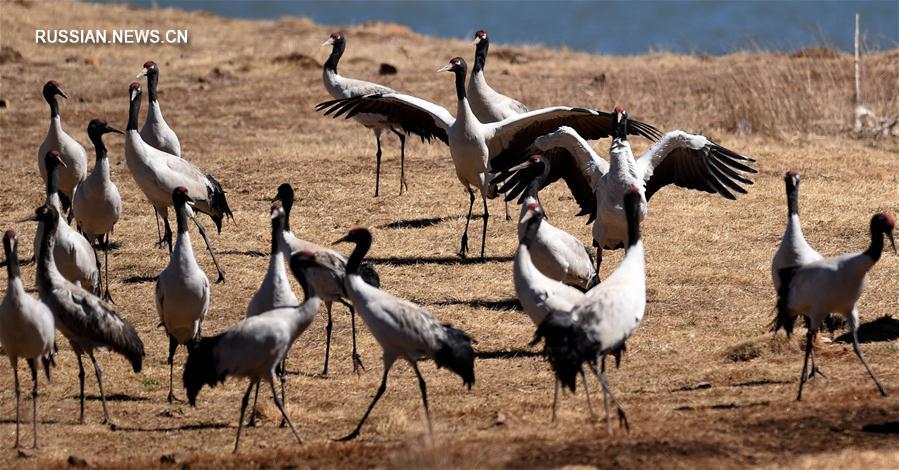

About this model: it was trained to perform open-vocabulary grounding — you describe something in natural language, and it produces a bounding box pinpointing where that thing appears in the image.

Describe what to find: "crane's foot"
[458,236,469,258]
[618,408,629,433]
[334,430,360,442]
[352,354,366,374]
[216,271,225,284]
[807,366,826,381]
[103,289,115,304]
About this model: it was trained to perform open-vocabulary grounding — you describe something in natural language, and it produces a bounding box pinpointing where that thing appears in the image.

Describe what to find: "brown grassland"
[1,1,898,468]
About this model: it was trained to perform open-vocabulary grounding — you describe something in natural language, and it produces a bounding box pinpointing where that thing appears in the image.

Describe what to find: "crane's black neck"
[454,67,467,101]
[36,211,58,278]
[175,201,190,234]
[127,92,141,131]
[270,212,284,254]
[345,233,372,274]
[45,160,60,198]
[613,115,629,141]
[624,193,642,248]
[864,220,885,263]
[89,131,107,162]
[3,238,19,280]
[786,181,799,217]
[325,39,345,73]
[147,68,159,102]
[44,90,59,119]
[288,255,314,301]
[472,40,488,75]
[281,195,294,232]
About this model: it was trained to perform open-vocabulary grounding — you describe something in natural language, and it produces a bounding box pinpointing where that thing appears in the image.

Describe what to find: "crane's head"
[273,183,295,205]
[472,30,488,45]
[129,82,142,102]
[436,57,467,74]
[137,60,158,79]
[43,80,68,100]
[44,150,66,170]
[333,226,372,246]
[31,204,58,226]
[171,186,194,207]
[323,31,344,48]
[872,212,896,254]
[88,119,124,138]
[3,229,16,254]
[270,202,285,219]
[784,170,800,193]
[612,105,629,139]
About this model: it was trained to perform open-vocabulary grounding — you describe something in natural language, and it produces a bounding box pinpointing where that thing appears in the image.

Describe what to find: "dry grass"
[1,1,898,468]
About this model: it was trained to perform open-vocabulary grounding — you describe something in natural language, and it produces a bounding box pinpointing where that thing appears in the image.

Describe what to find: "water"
[93,0,898,55]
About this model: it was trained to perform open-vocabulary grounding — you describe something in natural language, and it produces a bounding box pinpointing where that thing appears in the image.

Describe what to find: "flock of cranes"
[0,28,895,456]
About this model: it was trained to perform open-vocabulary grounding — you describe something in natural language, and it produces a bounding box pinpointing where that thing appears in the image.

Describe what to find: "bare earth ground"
[1,1,898,468]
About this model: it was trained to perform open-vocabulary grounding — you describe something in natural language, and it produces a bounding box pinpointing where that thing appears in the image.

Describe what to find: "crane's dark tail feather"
[772,266,799,337]
[184,333,227,406]
[531,312,585,392]
[434,324,475,389]
[359,261,380,288]
[205,174,233,234]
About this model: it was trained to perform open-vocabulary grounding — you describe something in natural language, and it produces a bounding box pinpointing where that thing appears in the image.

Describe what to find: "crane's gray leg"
[551,379,559,423]
[322,302,333,377]
[268,371,303,444]
[167,335,178,403]
[233,380,256,453]
[247,383,260,427]
[459,188,475,258]
[154,206,163,245]
[796,327,814,401]
[504,200,511,221]
[480,195,489,259]
[276,359,288,428]
[411,362,433,437]
[26,359,39,449]
[588,362,629,435]
[189,214,225,283]
[157,206,173,254]
[11,357,20,448]
[374,130,382,197]
[580,368,596,419]
[335,358,394,441]
[339,300,365,373]
[595,247,603,284]
[87,351,114,427]
[103,234,113,303]
[849,313,888,396]
[391,128,407,194]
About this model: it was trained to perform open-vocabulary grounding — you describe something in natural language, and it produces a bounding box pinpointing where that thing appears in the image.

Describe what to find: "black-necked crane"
[124,82,230,282]
[37,80,87,216]
[73,120,123,301]
[468,30,528,123]
[30,204,144,426]
[155,187,210,403]
[774,212,895,400]
[273,183,379,376]
[322,32,410,196]
[317,58,661,259]
[327,227,475,441]
[136,61,181,157]
[245,201,297,425]
[183,251,319,453]
[534,187,646,435]
[771,170,827,379]
[491,110,756,275]
[35,151,100,296]
[518,185,596,289]
[0,230,55,449]
[515,202,596,421]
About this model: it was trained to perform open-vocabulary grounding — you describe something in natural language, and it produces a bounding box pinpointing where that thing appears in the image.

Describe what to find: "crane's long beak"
[106,125,124,135]
[16,213,37,223]
[507,160,535,172]
[130,89,139,102]
[888,230,896,254]
[58,89,69,100]
[332,234,351,245]
[56,158,68,169]
[471,37,482,46]
[135,68,148,79]
[436,63,453,73]
[322,38,335,47]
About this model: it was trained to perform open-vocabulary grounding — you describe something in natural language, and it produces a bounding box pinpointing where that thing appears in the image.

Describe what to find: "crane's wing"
[316,93,453,145]
[492,127,608,222]
[487,107,662,170]
[63,284,145,371]
[636,131,757,201]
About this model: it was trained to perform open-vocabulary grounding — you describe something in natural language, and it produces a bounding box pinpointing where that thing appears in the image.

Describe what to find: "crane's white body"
[514,241,584,325]
[782,253,873,330]
[140,100,181,157]
[156,213,210,344]
[517,196,595,289]
[125,131,214,212]
[0,275,55,368]
[34,195,98,293]
[247,218,298,318]
[323,68,395,131]
[38,116,87,202]
[468,68,527,123]
[73,153,121,242]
